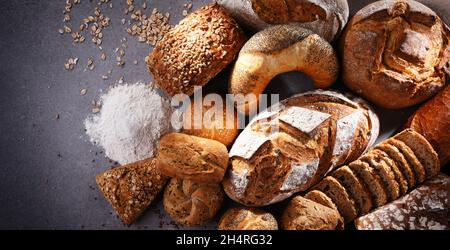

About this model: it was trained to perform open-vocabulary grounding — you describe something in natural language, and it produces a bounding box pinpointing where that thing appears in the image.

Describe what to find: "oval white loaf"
[223,90,379,206]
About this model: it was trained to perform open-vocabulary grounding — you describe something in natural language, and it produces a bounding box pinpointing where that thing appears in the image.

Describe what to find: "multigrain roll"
[156,133,229,183]
[340,0,450,109]
[163,178,224,226]
[218,208,278,230]
[183,96,239,147]
[218,0,349,42]
[95,158,169,225]
[146,3,247,97]
[223,90,379,206]
[404,85,450,165]
[229,24,339,114]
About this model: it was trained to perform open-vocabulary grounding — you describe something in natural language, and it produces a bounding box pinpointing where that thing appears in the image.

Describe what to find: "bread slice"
[393,129,440,179]
[331,166,373,215]
[373,149,409,195]
[360,153,400,202]
[349,160,388,207]
[387,138,426,185]
[304,190,344,229]
[312,176,358,223]
[375,142,418,188]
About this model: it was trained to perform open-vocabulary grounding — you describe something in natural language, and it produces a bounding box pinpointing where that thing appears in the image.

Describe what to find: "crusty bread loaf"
[404,85,450,165]
[96,158,169,225]
[340,0,450,109]
[146,3,247,97]
[229,24,339,114]
[355,174,450,230]
[156,133,229,183]
[163,178,224,226]
[223,90,379,206]
[218,0,349,42]
[310,129,440,225]
[182,96,239,147]
[281,195,342,230]
[218,208,278,230]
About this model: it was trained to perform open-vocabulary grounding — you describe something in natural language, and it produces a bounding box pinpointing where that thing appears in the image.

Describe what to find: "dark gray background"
[0,0,448,229]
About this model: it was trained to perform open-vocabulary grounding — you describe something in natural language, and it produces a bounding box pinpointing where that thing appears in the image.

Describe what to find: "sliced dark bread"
[349,160,388,207]
[372,148,408,195]
[360,152,400,202]
[331,166,373,215]
[304,190,344,229]
[312,176,358,223]
[375,142,418,188]
[388,138,426,186]
[393,129,439,179]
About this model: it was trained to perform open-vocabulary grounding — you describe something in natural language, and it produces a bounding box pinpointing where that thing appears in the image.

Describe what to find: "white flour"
[85,82,173,165]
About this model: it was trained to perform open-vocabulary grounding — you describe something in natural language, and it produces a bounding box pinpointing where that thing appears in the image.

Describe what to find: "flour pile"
[85,82,173,165]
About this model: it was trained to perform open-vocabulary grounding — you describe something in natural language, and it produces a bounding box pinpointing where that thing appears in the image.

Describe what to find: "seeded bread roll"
[340,0,450,109]
[281,195,342,230]
[223,90,379,206]
[218,0,349,42]
[404,85,450,165]
[156,133,229,183]
[146,3,247,97]
[218,208,278,230]
[229,24,339,114]
[355,174,450,230]
[96,158,169,225]
[163,178,224,226]
[182,96,239,147]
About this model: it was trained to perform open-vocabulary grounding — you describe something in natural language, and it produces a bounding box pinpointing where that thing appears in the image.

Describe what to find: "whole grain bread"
[349,160,388,207]
[146,3,247,97]
[96,158,169,225]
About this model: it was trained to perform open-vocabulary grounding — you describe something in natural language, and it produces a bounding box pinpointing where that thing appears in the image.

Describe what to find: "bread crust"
[96,158,169,225]
[218,0,349,42]
[146,3,247,97]
[340,0,449,108]
[223,90,379,206]
[218,208,278,230]
[163,178,224,226]
[156,133,229,183]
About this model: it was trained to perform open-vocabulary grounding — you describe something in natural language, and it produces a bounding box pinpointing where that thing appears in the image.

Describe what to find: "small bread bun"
[156,133,229,183]
[163,178,224,226]
[183,96,239,147]
[218,208,278,230]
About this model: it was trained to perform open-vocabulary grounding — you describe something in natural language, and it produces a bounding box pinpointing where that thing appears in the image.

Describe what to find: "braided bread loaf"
[223,90,379,206]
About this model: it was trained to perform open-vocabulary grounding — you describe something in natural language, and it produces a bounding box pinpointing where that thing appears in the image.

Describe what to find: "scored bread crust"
[218,0,349,42]
[218,207,278,230]
[340,0,449,109]
[146,3,247,97]
[229,24,339,114]
[163,178,224,226]
[223,90,379,206]
[156,133,229,183]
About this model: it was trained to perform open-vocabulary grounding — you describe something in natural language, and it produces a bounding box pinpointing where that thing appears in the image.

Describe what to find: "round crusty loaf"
[223,90,379,206]
[163,178,224,226]
[218,208,278,230]
[281,195,342,230]
[404,85,450,165]
[218,0,349,42]
[340,0,450,109]
[183,96,239,147]
[156,133,229,183]
[229,24,339,114]
[146,3,247,97]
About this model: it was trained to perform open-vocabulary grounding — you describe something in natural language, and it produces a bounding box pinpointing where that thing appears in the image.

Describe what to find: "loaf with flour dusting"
[223,90,379,206]
[218,0,349,42]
